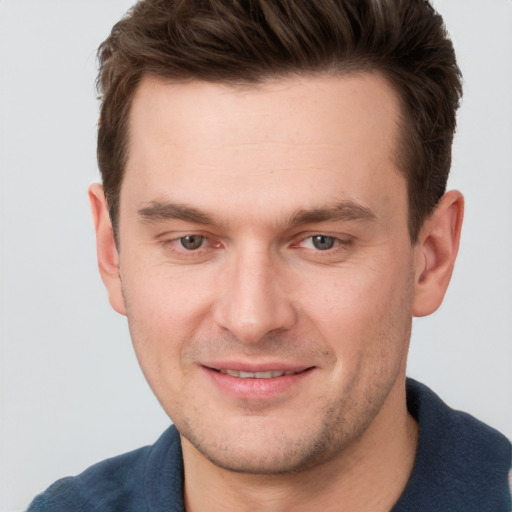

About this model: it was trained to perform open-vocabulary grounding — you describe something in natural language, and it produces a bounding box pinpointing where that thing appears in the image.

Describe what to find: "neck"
[182,381,418,512]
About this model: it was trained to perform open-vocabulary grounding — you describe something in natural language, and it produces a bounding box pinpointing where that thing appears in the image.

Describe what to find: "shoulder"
[26,426,183,512]
[406,378,511,464]
[395,379,511,511]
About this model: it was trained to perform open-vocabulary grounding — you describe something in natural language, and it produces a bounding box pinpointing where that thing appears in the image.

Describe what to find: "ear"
[413,190,464,317]
[88,184,126,315]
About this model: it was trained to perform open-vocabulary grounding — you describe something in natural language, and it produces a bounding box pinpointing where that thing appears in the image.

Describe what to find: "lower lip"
[202,367,314,400]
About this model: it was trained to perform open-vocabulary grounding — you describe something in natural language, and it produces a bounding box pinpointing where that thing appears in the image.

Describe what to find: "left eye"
[302,235,337,250]
[179,235,205,250]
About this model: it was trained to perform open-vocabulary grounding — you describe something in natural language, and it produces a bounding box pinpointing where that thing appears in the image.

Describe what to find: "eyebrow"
[138,202,216,225]
[137,199,377,227]
[288,201,377,225]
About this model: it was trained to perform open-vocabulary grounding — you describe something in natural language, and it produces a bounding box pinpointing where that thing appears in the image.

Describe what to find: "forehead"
[122,73,406,228]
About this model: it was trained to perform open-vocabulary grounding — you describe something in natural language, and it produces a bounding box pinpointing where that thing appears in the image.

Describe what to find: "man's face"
[112,73,419,473]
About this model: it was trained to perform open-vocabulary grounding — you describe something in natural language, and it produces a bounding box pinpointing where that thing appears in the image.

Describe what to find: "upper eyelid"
[155,229,214,240]
[295,235,348,248]
[163,235,211,246]
[161,233,224,252]
[291,231,353,243]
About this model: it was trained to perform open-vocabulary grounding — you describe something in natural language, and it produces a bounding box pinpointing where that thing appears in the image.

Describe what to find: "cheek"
[122,258,215,324]
[299,256,414,359]
[119,266,212,380]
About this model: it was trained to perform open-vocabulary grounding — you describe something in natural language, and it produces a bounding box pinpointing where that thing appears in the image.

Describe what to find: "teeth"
[219,369,298,378]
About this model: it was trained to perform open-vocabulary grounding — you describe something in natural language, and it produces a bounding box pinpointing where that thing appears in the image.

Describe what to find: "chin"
[188,436,331,475]
[177,412,359,476]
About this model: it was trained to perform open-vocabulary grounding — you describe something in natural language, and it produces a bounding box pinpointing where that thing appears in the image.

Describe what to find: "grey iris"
[312,235,335,250]
[180,235,204,250]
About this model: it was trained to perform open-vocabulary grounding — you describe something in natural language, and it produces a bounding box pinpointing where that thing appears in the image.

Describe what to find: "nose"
[213,247,297,344]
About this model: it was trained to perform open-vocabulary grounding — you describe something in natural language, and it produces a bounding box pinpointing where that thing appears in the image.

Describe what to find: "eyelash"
[159,234,221,257]
[296,235,343,251]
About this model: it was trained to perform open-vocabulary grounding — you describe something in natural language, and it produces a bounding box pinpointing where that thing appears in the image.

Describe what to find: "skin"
[90,73,463,511]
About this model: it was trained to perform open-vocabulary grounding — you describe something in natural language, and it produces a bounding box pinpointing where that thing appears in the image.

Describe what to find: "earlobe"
[88,184,126,316]
[413,190,464,317]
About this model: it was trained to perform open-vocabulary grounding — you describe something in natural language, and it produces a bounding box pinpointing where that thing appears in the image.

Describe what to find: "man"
[27,0,511,510]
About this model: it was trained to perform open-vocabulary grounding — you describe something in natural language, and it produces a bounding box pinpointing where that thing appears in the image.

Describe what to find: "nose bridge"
[214,243,295,343]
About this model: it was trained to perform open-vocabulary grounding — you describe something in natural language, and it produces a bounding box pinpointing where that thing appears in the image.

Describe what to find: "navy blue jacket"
[27,379,511,511]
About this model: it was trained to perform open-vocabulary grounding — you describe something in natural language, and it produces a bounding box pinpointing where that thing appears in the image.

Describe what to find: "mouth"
[202,364,315,400]
[216,369,304,379]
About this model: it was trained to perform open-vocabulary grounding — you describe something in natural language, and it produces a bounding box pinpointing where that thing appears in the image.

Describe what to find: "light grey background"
[1,1,511,510]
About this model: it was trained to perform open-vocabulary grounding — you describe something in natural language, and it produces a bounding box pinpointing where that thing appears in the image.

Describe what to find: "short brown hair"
[96,0,462,242]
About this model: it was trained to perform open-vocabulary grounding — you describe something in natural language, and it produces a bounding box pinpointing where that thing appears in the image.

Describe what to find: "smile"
[202,364,315,401]
[218,369,301,379]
